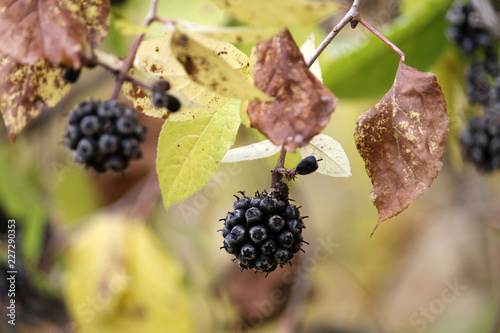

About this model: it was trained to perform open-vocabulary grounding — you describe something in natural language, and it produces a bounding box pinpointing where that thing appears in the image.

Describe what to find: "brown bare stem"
[111,0,159,100]
[270,146,288,190]
[358,16,406,61]
[306,0,363,67]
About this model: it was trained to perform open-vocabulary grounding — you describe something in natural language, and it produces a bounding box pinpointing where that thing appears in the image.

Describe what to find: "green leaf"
[157,99,241,210]
[324,0,453,99]
[211,0,342,27]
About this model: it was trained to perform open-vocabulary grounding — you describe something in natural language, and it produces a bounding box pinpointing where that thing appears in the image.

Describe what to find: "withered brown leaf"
[0,0,110,68]
[354,61,448,235]
[0,53,71,142]
[247,30,338,151]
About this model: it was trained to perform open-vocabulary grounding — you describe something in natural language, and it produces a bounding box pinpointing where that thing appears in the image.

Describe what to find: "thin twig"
[270,146,288,190]
[111,0,160,100]
[273,0,364,182]
[306,0,364,67]
[358,16,406,61]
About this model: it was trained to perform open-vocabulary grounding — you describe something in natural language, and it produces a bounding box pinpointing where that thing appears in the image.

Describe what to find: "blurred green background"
[1,0,500,332]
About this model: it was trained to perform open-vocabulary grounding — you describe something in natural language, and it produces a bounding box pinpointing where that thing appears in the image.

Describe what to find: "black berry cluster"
[220,191,308,274]
[447,2,499,105]
[447,1,498,58]
[460,113,500,172]
[64,99,147,173]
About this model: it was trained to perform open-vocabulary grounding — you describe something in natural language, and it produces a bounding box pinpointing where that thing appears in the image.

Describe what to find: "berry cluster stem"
[358,16,406,61]
[306,0,364,67]
[272,0,365,186]
[111,0,160,100]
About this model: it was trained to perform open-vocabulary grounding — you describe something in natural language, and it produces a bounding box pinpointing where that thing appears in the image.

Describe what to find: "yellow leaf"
[63,213,129,331]
[124,33,243,121]
[103,223,193,333]
[63,214,193,333]
[157,99,241,210]
[170,31,272,101]
[212,0,343,27]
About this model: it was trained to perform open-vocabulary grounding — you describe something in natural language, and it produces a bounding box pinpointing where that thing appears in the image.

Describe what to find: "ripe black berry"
[62,67,81,83]
[296,156,319,175]
[219,189,307,274]
[152,90,182,112]
[64,99,147,173]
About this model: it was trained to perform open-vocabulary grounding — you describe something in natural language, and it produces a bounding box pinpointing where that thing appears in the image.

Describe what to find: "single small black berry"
[80,115,100,136]
[98,134,119,154]
[152,90,169,108]
[63,67,81,83]
[245,207,263,225]
[296,156,319,175]
[261,239,277,255]
[278,231,294,248]
[166,95,181,112]
[268,215,285,232]
[230,225,246,244]
[241,243,257,260]
[225,209,245,229]
[249,225,268,244]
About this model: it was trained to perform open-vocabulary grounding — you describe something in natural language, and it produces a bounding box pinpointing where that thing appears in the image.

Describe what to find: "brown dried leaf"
[0,0,110,68]
[247,30,337,151]
[0,53,71,142]
[354,61,448,235]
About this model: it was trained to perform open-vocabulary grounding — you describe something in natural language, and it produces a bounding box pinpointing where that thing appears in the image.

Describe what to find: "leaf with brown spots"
[247,30,338,151]
[124,33,250,121]
[0,53,72,142]
[170,31,272,101]
[0,0,110,68]
[354,61,448,235]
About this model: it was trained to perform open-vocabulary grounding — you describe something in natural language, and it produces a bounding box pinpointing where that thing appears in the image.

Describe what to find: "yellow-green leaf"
[157,99,241,210]
[212,0,343,27]
[0,54,71,142]
[63,213,129,331]
[63,214,193,332]
[170,31,272,101]
[300,32,322,82]
[103,222,193,333]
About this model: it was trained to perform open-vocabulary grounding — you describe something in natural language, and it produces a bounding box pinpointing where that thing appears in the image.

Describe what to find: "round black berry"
[261,239,277,255]
[278,231,294,248]
[249,225,268,244]
[152,90,169,108]
[225,209,245,229]
[241,244,258,260]
[230,225,246,244]
[245,207,263,225]
[296,156,319,175]
[268,215,285,233]
[98,134,119,154]
[80,115,100,136]
[166,95,181,112]
[63,67,81,83]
